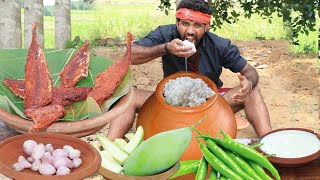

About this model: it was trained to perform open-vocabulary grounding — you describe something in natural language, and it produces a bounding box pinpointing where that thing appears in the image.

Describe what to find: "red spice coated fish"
[2,79,92,106]
[2,79,25,99]
[87,32,134,105]
[59,40,90,88]
[51,86,92,106]
[24,104,66,132]
[24,23,53,109]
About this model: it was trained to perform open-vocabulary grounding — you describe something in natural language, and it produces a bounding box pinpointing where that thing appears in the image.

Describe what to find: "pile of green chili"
[169,129,281,180]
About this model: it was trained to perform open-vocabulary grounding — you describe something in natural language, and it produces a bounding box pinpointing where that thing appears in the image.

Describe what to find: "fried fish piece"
[2,79,25,98]
[24,104,65,132]
[2,79,91,106]
[60,40,90,88]
[87,32,134,105]
[24,23,53,109]
[51,87,92,106]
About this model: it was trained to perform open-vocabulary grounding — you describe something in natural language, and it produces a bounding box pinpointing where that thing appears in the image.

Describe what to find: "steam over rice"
[163,76,215,107]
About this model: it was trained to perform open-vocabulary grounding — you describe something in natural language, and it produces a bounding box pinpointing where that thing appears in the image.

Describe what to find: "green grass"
[39,1,317,54]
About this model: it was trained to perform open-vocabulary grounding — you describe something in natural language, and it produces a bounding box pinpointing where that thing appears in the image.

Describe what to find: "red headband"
[176,8,211,24]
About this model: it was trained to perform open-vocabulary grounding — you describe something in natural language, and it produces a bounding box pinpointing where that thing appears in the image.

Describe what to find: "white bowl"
[257,128,320,167]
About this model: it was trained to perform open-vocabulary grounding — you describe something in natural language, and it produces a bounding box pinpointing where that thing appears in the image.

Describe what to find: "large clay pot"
[136,72,237,161]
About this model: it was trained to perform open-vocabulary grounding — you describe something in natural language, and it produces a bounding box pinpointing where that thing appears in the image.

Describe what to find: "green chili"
[219,175,228,180]
[197,141,243,180]
[195,156,208,180]
[225,150,263,180]
[209,168,217,180]
[198,132,281,180]
[205,139,254,180]
[169,160,200,179]
[247,160,274,180]
[250,143,263,149]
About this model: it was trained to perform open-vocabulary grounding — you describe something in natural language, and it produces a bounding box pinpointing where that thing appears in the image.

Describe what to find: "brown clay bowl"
[0,87,134,137]
[98,161,179,180]
[0,132,101,180]
[257,128,320,167]
[235,116,249,130]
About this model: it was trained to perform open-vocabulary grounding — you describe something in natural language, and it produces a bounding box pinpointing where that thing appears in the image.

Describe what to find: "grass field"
[41,0,318,54]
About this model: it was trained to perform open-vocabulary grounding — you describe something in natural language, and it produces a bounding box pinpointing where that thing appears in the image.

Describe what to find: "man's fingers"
[238,74,245,80]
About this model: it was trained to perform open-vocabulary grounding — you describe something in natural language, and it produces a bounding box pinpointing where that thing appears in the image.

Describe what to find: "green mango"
[123,127,192,176]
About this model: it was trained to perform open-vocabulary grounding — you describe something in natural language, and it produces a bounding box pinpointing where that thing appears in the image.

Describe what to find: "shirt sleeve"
[133,26,166,47]
[222,41,247,73]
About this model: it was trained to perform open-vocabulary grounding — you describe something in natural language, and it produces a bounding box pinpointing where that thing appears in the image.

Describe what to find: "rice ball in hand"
[182,40,196,54]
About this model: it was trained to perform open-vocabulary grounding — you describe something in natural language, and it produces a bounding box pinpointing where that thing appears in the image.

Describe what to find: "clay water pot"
[136,72,237,161]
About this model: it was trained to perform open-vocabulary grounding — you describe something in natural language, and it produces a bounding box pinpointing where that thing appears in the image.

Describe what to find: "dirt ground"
[92,39,319,139]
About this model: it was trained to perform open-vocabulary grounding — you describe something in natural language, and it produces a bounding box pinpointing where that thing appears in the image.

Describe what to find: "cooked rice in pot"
[163,76,215,107]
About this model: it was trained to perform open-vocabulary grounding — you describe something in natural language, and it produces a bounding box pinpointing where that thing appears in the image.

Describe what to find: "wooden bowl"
[0,87,134,137]
[98,161,179,180]
[0,133,101,180]
[257,128,320,167]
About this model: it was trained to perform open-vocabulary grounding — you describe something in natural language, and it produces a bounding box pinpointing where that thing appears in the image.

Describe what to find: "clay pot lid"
[98,161,179,180]
[257,128,320,167]
[0,87,134,137]
[0,132,101,179]
[235,116,249,130]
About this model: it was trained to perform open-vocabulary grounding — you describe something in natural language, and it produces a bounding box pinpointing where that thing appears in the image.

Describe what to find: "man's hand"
[167,39,194,57]
[231,74,252,102]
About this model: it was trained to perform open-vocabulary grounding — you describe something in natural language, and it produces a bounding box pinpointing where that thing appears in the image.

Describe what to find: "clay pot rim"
[155,72,218,113]
[257,128,320,167]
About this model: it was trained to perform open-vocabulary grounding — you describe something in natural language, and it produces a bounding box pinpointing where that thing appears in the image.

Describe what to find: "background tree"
[24,0,44,48]
[158,0,318,45]
[0,0,22,49]
[55,0,71,49]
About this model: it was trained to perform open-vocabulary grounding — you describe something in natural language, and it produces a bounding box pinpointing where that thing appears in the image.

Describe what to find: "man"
[107,0,272,140]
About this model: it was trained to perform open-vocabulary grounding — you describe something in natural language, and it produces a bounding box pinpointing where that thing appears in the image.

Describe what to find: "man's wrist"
[248,81,253,92]
[164,42,170,54]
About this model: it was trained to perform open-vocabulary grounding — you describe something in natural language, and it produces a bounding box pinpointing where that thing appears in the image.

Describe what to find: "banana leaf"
[0,48,132,121]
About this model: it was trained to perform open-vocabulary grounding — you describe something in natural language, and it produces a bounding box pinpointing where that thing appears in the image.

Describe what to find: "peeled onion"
[39,163,56,176]
[12,163,24,172]
[68,149,81,159]
[56,166,71,175]
[72,157,82,168]
[23,140,37,156]
[52,149,69,158]
[53,157,73,169]
[31,143,45,160]
[18,156,32,168]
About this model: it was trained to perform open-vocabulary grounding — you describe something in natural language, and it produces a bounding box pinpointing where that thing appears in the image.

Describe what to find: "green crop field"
[39,0,317,54]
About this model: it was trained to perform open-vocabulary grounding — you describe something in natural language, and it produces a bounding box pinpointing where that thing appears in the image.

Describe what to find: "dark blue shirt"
[134,24,247,87]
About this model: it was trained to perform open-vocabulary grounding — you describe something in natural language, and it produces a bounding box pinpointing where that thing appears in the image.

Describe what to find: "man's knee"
[246,85,264,102]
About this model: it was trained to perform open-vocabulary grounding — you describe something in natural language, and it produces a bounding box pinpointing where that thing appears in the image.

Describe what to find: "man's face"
[176,19,208,46]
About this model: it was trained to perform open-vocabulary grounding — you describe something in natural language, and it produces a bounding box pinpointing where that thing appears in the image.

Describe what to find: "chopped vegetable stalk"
[96,133,128,165]
[100,152,124,173]
[122,126,144,154]
[113,138,128,149]
[124,133,135,141]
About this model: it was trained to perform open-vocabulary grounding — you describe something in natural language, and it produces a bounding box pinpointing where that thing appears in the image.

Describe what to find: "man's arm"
[131,39,194,65]
[240,63,259,89]
[131,44,167,65]
[230,63,259,103]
